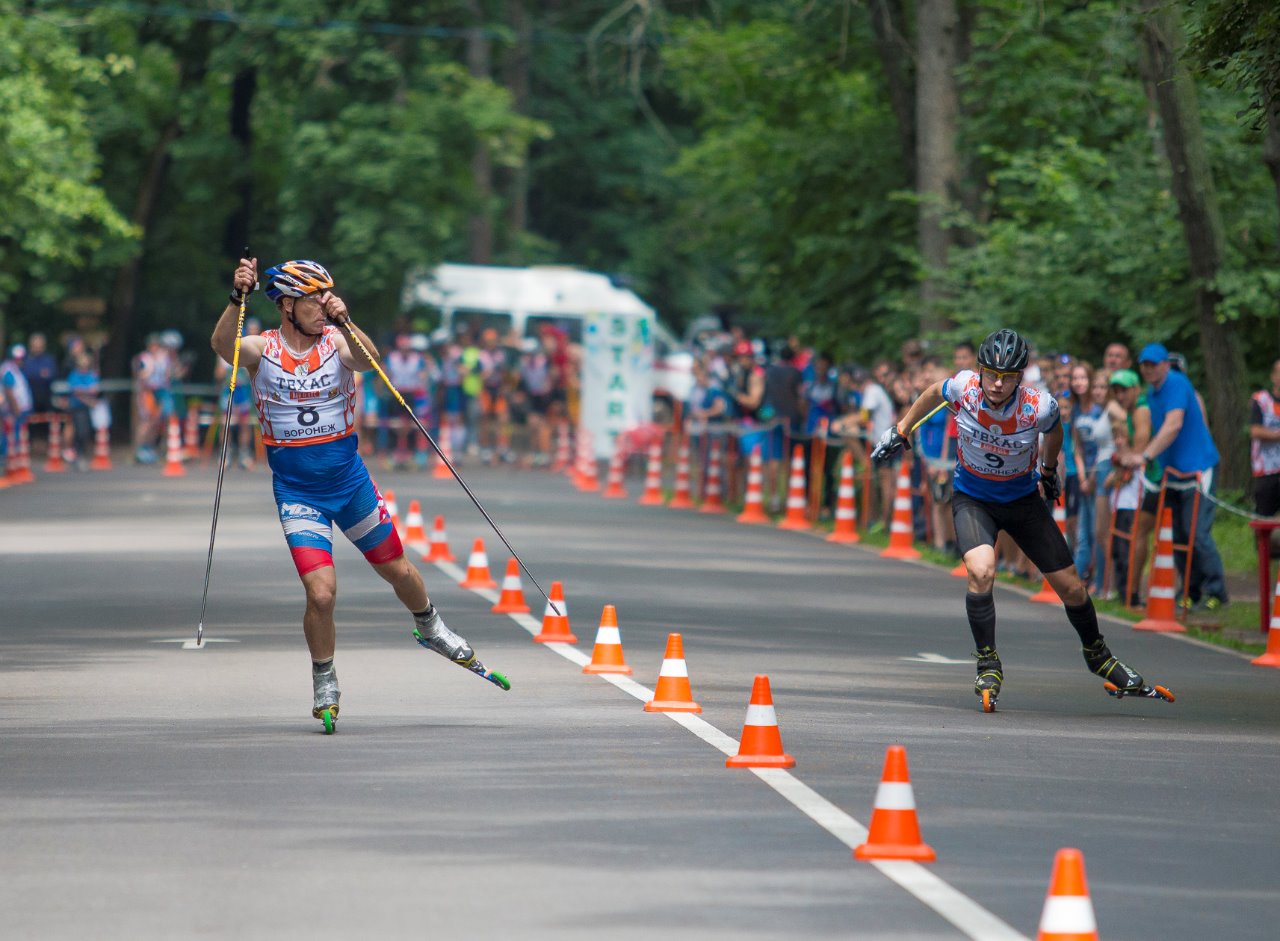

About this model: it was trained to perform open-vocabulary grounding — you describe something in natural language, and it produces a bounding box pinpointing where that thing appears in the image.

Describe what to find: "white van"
[404,263,694,403]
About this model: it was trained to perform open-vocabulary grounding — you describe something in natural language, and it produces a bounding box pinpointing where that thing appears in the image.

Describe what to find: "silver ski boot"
[312,663,340,733]
[413,607,475,666]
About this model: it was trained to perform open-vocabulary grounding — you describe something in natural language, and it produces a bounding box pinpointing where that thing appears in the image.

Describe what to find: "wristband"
[1041,462,1058,472]
[230,290,245,305]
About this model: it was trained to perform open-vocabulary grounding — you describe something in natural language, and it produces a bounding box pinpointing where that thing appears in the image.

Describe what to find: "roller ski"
[973,646,1002,713]
[413,606,511,691]
[1083,637,1175,704]
[312,663,340,734]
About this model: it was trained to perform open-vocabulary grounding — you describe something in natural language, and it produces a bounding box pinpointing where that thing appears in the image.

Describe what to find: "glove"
[870,425,911,467]
[1039,464,1061,504]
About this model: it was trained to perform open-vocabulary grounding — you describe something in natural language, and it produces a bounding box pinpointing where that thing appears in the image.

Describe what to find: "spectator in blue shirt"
[1122,343,1226,611]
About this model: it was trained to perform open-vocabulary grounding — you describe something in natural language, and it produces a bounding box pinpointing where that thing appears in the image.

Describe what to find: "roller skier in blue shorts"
[872,329,1170,710]
[211,255,496,731]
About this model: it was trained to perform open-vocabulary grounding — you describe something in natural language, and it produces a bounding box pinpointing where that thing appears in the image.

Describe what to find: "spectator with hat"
[1122,342,1227,612]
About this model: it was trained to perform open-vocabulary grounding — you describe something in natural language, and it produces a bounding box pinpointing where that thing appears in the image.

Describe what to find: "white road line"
[429,556,1031,941]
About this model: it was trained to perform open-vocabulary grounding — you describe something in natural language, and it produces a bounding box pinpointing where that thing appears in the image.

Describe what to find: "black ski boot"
[974,646,1002,713]
[1082,636,1143,691]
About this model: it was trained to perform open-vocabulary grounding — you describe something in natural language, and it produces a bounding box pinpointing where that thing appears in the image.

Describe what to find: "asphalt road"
[2,458,1278,939]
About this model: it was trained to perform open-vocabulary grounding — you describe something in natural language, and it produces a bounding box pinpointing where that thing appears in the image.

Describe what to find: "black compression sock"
[965,591,996,651]
[1064,597,1102,647]
[312,657,334,674]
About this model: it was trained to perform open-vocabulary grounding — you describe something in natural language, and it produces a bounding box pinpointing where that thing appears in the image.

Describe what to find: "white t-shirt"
[861,382,896,440]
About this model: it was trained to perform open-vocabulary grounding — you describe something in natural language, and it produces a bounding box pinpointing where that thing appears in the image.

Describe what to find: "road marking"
[153,638,239,649]
[901,652,971,665]
[431,558,1031,940]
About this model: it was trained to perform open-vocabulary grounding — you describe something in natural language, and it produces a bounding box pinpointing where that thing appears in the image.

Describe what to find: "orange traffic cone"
[551,421,572,473]
[90,426,113,471]
[1252,570,1280,668]
[853,745,936,862]
[184,408,201,461]
[1031,502,1069,603]
[602,444,627,499]
[458,538,498,590]
[638,441,665,506]
[1037,848,1098,941]
[668,440,694,509]
[402,500,429,555]
[726,675,795,768]
[643,632,702,713]
[577,431,600,492]
[582,604,632,674]
[7,423,34,484]
[777,445,811,530]
[1134,508,1184,632]
[492,559,531,614]
[880,463,920,560]
[424,514,456,562]
[737,446,769,524]
[534,581,577,643]
[699,439,727,514]
[161,415,186,477]
[433,419,453,480]
[383,489,403,539]
[43,416,68,473]
[827,451,860,543]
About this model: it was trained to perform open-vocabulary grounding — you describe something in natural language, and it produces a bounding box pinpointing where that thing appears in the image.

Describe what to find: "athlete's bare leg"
[301,565,338,661]
[1044,565,1090,606]
[372,554,429,612]
[964,544,997,593]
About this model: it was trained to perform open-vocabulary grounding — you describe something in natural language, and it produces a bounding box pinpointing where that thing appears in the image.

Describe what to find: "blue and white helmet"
[263,260,334,302]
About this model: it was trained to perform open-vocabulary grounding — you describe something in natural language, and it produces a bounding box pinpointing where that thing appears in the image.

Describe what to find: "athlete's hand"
[320,292,349,326]
[871,424,911,468]
[231,256,257,300]
[1039,464,1061,505]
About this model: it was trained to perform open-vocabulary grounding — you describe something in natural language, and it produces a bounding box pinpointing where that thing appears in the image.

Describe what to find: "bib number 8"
[296,406,320,427]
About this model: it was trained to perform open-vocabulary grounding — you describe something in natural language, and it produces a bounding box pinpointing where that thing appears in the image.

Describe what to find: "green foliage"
[0,2,135,321]
[1186,0,1280,112]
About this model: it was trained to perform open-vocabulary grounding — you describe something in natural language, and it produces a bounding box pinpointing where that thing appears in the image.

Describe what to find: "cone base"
[162,466,186,477]
[1030,588,1060,604]
[583,662,633,675]
[777,518,811,531]
[1133,617,1185,633]
[578,481,600,493]
[880,546,921,560]
[91,460,113,471]
[737,510,770,524]
[643,700,702,713]
[727,752,795,769]
[424,550,457,563]
[1251,651,1280,667]
[827,531,860,544]
[459,577,498,590]
[602,488,627,499]
[534,632,578,644]
[667,496,694,509]
[638,494,665,506]
[699,503,727,515]
[853,842,937,862]
[492,602,531,614]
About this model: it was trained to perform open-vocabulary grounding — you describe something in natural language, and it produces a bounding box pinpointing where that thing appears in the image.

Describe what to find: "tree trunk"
[222,67,256,261]
[1139,0,1248,488]
[867,0,915,176]
[467,1,495,265]
[1263,84,1280,254]
[101,120,180,380]
[915,0,961,335]
[501,0,532,258]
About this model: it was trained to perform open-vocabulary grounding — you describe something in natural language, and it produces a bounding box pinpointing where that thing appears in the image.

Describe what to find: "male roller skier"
[211,255,488,730]
[872,328,1153,709]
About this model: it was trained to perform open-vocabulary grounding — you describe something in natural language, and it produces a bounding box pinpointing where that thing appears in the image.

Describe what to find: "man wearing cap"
[1123,343,1227,612]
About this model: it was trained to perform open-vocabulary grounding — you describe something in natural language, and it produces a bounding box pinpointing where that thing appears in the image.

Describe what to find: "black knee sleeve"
[965,591,996,651]
[1064,597,1102,647]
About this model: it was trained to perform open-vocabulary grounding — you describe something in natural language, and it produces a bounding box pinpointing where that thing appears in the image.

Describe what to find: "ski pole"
[339,320,561,615]
[909,400,954,435]
[195,248,253,646]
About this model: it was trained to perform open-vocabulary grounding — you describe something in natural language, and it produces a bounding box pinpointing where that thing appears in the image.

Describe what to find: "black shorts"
[1255,473,1280,517]
[952,490,1075,576]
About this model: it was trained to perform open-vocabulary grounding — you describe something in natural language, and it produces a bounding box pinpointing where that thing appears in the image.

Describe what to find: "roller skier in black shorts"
[872,329,1169,710]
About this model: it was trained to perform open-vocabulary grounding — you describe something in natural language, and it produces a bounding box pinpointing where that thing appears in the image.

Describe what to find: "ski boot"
[413,607,511,690]
[973,646,1002,713]
[1083,636,1175,703]
[312,664,340,734]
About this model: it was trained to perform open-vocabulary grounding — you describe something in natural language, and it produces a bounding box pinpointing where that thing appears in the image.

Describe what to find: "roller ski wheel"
[412,627,511,691]
[980,688,997,713]
[1103,681,1175,703]
[973,647,1002,714]
[312,704,339,734]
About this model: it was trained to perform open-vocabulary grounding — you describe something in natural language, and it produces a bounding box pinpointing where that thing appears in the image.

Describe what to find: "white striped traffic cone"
[638,441,664,506]
[458,538,498,590]
[1036,848,1098,941]
[827,451,859,543]
[776,444,810,530]
[726,675,794,768]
